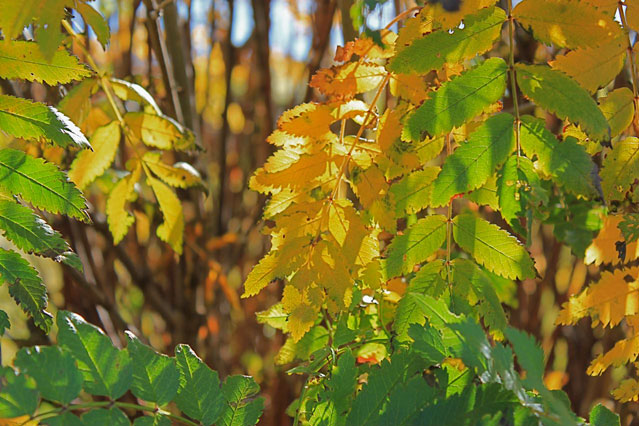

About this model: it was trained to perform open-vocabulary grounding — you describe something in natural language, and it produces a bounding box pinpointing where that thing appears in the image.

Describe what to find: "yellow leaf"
[277,103,334,139]
[69,121,120,190]
[282,285,319,342]
[143,152,204,189]
[587,335,639,375]
[581,0,619,15]
[350,164,387,208]
[107,161,142,244]
[422,0,497,31]
[125,112,195,151]
[549,37,625,93]
[377,109,402,153]
[250,150,331,192]
[334,31,396,62]
[612,378,639,402]
[627,0,639,31]
[513,0,622,48]
[600,87,635,139]
[147,175,185,254]
[585,215,639,265]
[556,266,639,327]
[241,237,308,297]
[389,73,429,105]
[310,62,386,100]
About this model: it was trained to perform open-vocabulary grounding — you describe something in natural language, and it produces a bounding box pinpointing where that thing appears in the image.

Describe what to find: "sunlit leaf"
[69,121,120,190]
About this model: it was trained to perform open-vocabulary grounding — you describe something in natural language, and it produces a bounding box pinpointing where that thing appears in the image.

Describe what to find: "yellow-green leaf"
[125,112,195,151]
[600,137,639,201]
[549,37,626,93]
[513,0,622,48]
[0,41,91,85]
[600,88,635,138]
[143,152,204,189]
[69,121,120,190]
[147,176,184,254]
[452,214,536,280]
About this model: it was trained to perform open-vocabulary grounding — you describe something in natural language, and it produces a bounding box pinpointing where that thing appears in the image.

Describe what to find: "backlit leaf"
[126,332,180,405]
[75,2,110,49]
[600,88,635,139]
[0,199,80,269]
[69,121,120,190]
[513,0,622,48]
[515,65,610,140]
[310,62,386,99]
[389,6,505,75]
[0,248,51,332]
[549,37,626,93]
[430,113,515,207]
[143,152,204,189]
[404,57,508,140]
[106,163,142,245]
[147,176,185,254]
[56,311,132,399]
[600,137,639,202]
[452,214,536,280]
[389,167,439,215]
[0,41,90,85]
[125,112,195,151]
[0,94,90,149]
[384,215,447,278]
[218,375,264,426]
[585,215,639,265]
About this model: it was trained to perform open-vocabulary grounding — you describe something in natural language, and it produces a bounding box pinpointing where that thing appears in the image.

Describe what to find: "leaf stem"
[618,1,639,131]
[26,400,199,426]
[445,132,454,304]
[506,0,521,161]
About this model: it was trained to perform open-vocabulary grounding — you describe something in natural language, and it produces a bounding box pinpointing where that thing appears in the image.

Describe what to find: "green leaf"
[412,383,518,426]
[378,375,436,426]
[56,311,132,399]
[309,350,357,425]
[0,199,80,269]
[0,149,89,221]
[275,326,329,365]
[504,327,544,389]
[0,367,38,418]
[409,323,448,364]
[389,6,505,74]
[81,408,130,426]
[256,303,288,331]
[219,375,264,426]
[389,166,439,215]
[520,116,597,197]
[0,310,9,334]
[46,412,83,426]
[430,113,515,207]
[496,155,546,231]
[385,215,447,277]
[0,248,52,331]
[0,40,90,84]
[515,65,610,140]
[589,403,620,426]
[69,121,120,190]
[174,344,224,425]
[125,112,196,151]
[600,137,639,202]
[404,57,508,140]
[347,351,421,425]
[132,415,171,426]
[75,2,110,49]
[15,346,82,404]
[126,332,180,405]
[452,214,536,280]
[394,261,445,341]
[0,94,90,149]
[452,259,508,336]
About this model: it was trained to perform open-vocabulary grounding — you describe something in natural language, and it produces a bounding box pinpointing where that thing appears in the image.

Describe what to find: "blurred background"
[0,0,631,423]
